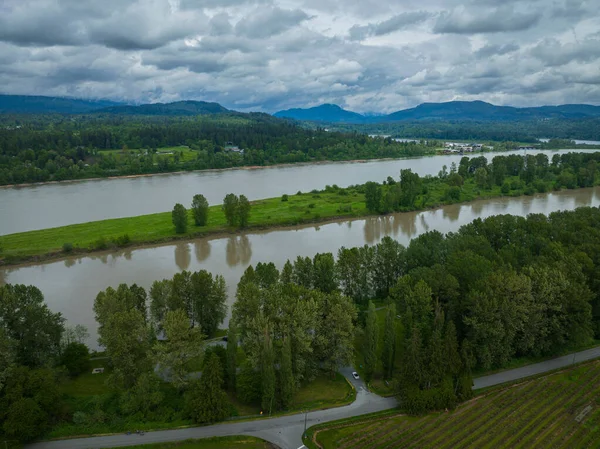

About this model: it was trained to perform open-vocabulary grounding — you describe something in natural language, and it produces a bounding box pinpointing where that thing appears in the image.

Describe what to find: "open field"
[105,436,275,449]
[0,176,551,265]
[310,360,600,449]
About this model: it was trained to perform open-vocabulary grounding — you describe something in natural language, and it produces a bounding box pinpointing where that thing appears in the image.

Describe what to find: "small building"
[92,368,105,374]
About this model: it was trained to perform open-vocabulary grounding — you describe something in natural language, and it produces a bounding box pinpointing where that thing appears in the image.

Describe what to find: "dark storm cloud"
[434,6,540,34]
[0,0,598,111]
[348,11,432,41]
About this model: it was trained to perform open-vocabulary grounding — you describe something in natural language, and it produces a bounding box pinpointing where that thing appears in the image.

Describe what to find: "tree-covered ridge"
[326,117,600,142]
[0,113,436,185]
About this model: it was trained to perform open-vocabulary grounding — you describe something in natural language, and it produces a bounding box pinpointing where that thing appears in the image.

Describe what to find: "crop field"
[312,360,600,449]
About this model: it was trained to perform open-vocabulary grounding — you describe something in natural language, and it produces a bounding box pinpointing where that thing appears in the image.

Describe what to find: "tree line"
[0,113,434,185]
[171,193,252,233]
[3,205,600,440]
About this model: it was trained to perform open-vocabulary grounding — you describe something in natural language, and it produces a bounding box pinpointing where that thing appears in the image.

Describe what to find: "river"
[0,149,594,235]
[2,186,599,348]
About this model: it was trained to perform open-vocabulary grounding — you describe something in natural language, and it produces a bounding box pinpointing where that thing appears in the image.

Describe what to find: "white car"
[352,372,360,380]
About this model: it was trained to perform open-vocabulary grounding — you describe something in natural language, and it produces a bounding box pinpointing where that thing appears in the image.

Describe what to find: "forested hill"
[274,104,366,123]
[95,100,230,116]
[275,101,600,124]
[0,95,124,114]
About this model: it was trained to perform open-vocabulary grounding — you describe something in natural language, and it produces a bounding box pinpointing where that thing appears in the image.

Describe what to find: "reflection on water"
[2,187,599,349]
[226,235,252,267]
[194,240,211,263]
[174,243,191,270]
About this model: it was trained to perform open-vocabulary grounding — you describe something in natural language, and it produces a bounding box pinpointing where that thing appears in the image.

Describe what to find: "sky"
[0,0,599,113]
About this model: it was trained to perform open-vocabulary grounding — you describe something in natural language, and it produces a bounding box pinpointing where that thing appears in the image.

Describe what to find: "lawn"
[289,372,355,412]
[60,359,112,396]
[0,176,556,265]
[310,360,600,449]
[104,436,274,449]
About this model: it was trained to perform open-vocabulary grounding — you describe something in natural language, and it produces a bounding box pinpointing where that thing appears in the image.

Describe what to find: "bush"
[296,191,302,195]
[446,186,461,201]
[312,194,321,199]
[524,186,535,196]
[501,182,510,194]
[337,189,349,196]
[310,189,320,194]
[308,203,316,209]
[62,242,73,253]
[337,204,352,213]
[281,194,289,202]
[112,234,130,247]
[510,180,522,190]
[534,181,547,193]
[93,237,108,250]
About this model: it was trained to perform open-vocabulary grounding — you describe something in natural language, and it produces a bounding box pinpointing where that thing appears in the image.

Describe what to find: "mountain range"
[275,101,600,123]
[1,95,600,123]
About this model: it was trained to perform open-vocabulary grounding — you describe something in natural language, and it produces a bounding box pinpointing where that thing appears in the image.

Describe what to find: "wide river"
[0,149,593,235]
[2,186,600,348]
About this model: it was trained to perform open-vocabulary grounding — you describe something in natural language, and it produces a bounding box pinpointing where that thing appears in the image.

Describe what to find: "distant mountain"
[0,95,124,114]
[382,101,600,122]
[274,104,366,123]
[96,100,230,116]
[275,101,600,124]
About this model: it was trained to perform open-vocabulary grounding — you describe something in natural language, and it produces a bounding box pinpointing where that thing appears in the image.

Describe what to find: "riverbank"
[0,155,434,190]
[1,176,596,267]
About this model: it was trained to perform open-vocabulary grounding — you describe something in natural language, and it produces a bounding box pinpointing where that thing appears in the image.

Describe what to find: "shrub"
[281,194,289,202]
[312,194,321,199]
[337,189,349,196]
[337,204,352,213]
[501,182,510,194]
[446,186,461,201]
[534,181,547,193]
[62,242,74,253]
[308,203,316,209]
[524,186,535,196]
[296,191,302,195]
[510,180,522,190]
[310,189,319,194]
[93,237,108,250]
[112,234,130,247]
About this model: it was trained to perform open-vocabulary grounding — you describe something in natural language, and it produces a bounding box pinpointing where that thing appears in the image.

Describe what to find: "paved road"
[28,347,600,449]
[473,345,600,389]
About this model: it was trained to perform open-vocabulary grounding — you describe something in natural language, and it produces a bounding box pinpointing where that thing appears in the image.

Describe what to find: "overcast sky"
[0,0,599,112]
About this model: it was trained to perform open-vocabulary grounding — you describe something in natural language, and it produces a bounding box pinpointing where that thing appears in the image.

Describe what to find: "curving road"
[27,348,600,449]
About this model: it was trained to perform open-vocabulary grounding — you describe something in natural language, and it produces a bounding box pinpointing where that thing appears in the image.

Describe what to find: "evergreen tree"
[171,203,188,233]
[381,303,397,380]
[227,320,238,391]
[261,330,276,414]
[191,194,209,226]
[280,260,294,284]
[363,301,379,382]
[184,353,229,423]
[279,337,295,409]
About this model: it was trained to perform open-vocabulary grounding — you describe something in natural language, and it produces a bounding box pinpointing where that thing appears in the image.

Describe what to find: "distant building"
[224,142,245,154]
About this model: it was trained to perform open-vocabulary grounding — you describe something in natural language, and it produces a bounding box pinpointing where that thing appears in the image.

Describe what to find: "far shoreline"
[2,146,596,190]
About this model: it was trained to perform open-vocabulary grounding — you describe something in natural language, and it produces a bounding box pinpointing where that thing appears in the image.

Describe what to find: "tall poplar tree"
[381,303,397,380]
[363,301,379,382]
[279,337,295,409]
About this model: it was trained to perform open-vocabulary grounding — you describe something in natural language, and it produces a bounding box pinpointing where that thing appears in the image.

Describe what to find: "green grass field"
[0,177,550,264]
[105,436,274,449]
[311,360,600,449]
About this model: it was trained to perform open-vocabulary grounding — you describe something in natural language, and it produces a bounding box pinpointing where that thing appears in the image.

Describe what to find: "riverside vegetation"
[1,151,599,265]
[2,204,600,443]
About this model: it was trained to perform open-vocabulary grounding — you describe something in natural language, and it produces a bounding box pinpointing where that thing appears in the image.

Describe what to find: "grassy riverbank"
[105,437,276,449]
[0,177,594,266]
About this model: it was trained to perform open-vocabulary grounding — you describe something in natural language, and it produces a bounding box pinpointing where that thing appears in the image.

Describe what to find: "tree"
[94,286,152,390]
[172,203,188,233]
[191,194,209,226]
[154,309,204,390]
[364,181,382,212]
[474,167,488,189]
[400,169,421,208]
[0,284,64,368]
[236,360,261,404]
[238,194,251,227]
[363,301,379,382]
[261,330,276,414]
[315,292,358,377]
[119,372,164,418]
[223,193,239,226]
[373,237,406,298]
[185,353,229,423]
[381,304,397,380]
[3,398,46,442]
[226,321,238,391]
[60,342,90,377]
[313,252,337,293]
[279,337,295,409]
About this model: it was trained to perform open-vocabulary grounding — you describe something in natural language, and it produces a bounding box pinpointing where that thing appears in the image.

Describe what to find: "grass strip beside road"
[104,436,275,449]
